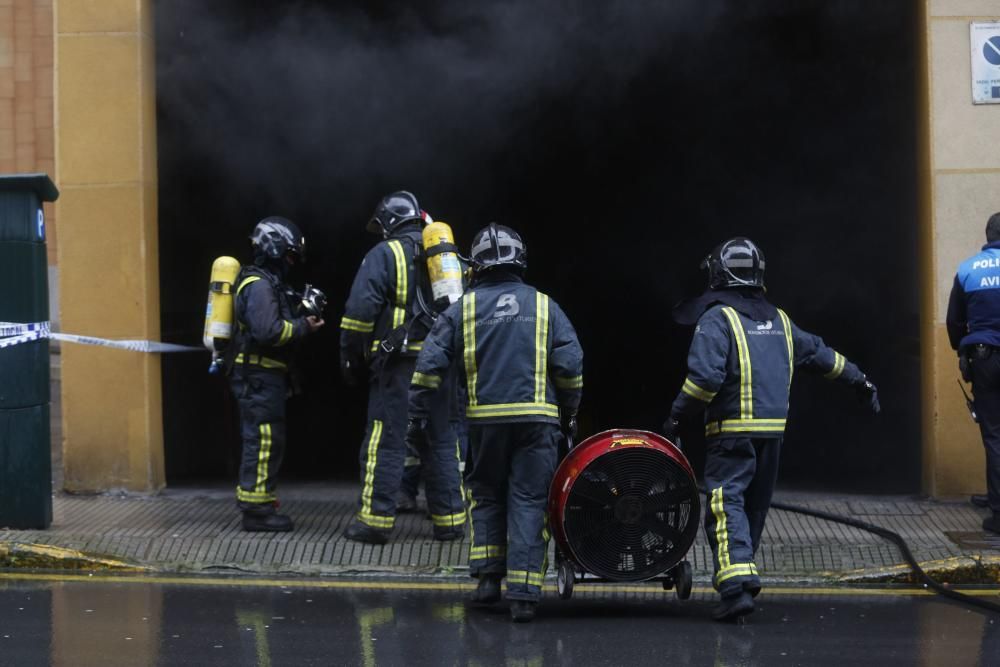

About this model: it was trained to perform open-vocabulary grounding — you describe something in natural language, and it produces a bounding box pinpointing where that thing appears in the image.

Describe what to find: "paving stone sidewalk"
[1,482,997,584]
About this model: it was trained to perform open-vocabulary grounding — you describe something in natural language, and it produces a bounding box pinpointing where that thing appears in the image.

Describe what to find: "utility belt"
[959,344,998,381]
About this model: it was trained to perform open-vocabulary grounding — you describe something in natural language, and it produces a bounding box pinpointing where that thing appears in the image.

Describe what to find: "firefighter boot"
[510,600,537,623]
[984,513,1000,535]
[344,521,390,545]
[971,494,989,509]
[469,574,501,604]
[396,492,418,513]
[712,591,755,622]
[241,504,293,533]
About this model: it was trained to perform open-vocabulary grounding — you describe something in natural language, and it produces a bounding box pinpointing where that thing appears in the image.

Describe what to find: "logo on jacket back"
[756,320,772,331]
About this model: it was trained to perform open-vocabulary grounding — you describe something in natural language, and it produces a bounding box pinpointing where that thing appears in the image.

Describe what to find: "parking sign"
[971,22,1000,104]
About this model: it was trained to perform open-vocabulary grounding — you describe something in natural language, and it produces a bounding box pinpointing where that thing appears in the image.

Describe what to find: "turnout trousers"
[230,369,288,506]
[703,436,781,598]
[356,354,466,533]
[971,348,1000,514]
[466,422,560,602]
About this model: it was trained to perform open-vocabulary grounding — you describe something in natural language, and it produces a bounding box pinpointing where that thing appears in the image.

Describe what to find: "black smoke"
[156,0,920,492]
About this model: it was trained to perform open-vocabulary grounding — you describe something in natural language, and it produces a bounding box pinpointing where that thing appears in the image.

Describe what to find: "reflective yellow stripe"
[711,487,730,570]
[777,309,794,389]
[358,511,394,529]
[371,341,380,353]
[705,418,787,436]
[360,421,383,521]
[412,372,442,389]
[824,351,846,380]
[721,307,752,419]
[534,293,550,404]
[388,240,407,328]
[470,545,506,559]
[715,562,759,586]
[236,487,276,503]
[341,317,375,333]
[403,341,423,353]
[465,402,560,419]
[234,353,287,370]
[276,320,294,346]
[682,377,716,402]
[463,293,478,406]
[507,570,545,587]
[553,375,583,390]
[236,276,262,295]
[255,424,271,494]
[431,512,467,528]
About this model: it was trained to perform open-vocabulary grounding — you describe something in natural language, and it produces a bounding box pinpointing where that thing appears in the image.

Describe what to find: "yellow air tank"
[422,221,465,304]
[203,256,241,372]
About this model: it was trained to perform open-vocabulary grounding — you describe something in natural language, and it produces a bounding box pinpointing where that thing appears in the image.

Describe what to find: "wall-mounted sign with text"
[971,21,1000,104]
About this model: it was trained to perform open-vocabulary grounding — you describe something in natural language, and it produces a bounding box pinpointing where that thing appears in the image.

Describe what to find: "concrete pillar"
[920,1,1000,496]
[55,0,163,492]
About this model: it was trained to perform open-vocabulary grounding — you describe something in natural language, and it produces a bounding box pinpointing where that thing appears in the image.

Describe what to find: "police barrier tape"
[0,321,203,354]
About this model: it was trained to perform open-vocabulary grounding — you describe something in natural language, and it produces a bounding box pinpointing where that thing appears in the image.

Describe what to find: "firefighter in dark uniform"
[663,238,880,621]
[230,217,324,531]
[340,191,466,544]
[946,212,1000,535]
[408,224,584,622]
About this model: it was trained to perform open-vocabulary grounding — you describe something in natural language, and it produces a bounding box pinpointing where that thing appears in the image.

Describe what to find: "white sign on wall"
[971,21,1000,104]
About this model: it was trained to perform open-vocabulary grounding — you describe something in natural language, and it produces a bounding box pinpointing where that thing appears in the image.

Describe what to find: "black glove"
[340,359,359,387]
[856,378,881,415]
[561,412,578,439]
[406,417,428,449]
[662,417,682,450]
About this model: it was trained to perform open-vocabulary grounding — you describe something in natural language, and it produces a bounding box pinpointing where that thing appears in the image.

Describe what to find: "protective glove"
[561,412,578,439]
[406,417,429,450]
[662,417,682,450]
[855,377,881,415]
[340,359,359,387]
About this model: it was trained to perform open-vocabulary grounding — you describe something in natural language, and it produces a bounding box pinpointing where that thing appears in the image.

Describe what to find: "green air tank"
[0,173,59,529]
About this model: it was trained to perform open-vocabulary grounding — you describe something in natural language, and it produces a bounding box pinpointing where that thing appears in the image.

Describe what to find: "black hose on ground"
[769,500,1000,615]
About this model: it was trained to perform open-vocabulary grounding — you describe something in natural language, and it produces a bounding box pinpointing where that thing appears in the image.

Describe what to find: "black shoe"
[242,512,293,532]
[984,514,1000,535]
[396,494,418,513]
[433,527,465,542]
[743,581,761,598]
[712,591,755,622]
[510,600,537,623]
[469,575,501,604]
[971,494,990,509]
[344,521,390,545]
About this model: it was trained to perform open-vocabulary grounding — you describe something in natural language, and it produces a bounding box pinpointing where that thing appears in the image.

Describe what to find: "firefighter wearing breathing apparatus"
[663,238,880,622]
[408,224,584,623]
[228,217,324,532]
[339,191,467,545]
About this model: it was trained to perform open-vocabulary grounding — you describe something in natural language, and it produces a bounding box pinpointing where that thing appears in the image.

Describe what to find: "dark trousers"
[356,355,465,532]
[703,436,782,598]
[466,421,560,602]
[230,369,288,506]
[401,414,469,499]
[971,349,1000,514]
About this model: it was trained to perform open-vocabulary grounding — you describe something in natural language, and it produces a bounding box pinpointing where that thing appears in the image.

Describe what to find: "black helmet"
[702,237,765,289]
[250,216,306,263]
[470,223,527,274]
[367,191,423,237]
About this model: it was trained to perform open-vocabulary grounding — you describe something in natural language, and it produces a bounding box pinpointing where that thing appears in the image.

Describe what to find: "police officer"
[946,212,1000,536]
[230,217,324,531]
[408,224,584,622]
[663,238,879,621]
[340,191,466,544]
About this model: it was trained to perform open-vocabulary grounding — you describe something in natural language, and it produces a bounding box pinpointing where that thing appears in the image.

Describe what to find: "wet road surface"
[0,573,998,666]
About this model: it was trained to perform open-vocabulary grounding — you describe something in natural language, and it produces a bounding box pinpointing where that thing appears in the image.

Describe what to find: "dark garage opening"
[155,1,920,493]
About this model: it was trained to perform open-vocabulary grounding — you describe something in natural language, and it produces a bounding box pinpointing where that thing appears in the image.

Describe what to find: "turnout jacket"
[409,274,583,425]
[340,225,428,369]
[947,240,1000,351]
[231,265,309,372]
[671,304,864,439]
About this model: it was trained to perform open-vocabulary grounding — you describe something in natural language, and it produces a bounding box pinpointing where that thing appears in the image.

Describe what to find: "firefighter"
[229,217,324,531]
[946,212,1000,535]
[339,191,466,544]
[663,238,879,621]
[408,223,584,622]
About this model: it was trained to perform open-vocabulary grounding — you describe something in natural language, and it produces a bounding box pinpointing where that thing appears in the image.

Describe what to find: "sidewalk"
[2,482,998,585]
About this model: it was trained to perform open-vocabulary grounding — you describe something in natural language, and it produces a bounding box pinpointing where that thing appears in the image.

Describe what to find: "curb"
[833,555,1000,585]
[0,542,150,572]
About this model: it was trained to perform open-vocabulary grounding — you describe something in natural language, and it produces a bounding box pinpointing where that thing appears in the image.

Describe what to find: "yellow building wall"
[54,0,163,492]
[921,1,1000,496]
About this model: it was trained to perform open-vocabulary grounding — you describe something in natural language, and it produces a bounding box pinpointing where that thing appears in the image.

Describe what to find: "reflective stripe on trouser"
[230,369,288,506]
[356,355,465,531]
[702,436,781,597]
[467,422,559,602]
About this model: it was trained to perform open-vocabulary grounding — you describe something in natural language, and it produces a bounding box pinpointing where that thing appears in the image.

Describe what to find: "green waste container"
[0,173,59,529]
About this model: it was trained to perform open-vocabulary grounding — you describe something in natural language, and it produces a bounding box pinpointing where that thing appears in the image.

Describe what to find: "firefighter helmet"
[470,223,527,273]
[702,237,765,289]
[367,191,423,237]
[250,216,305,263]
